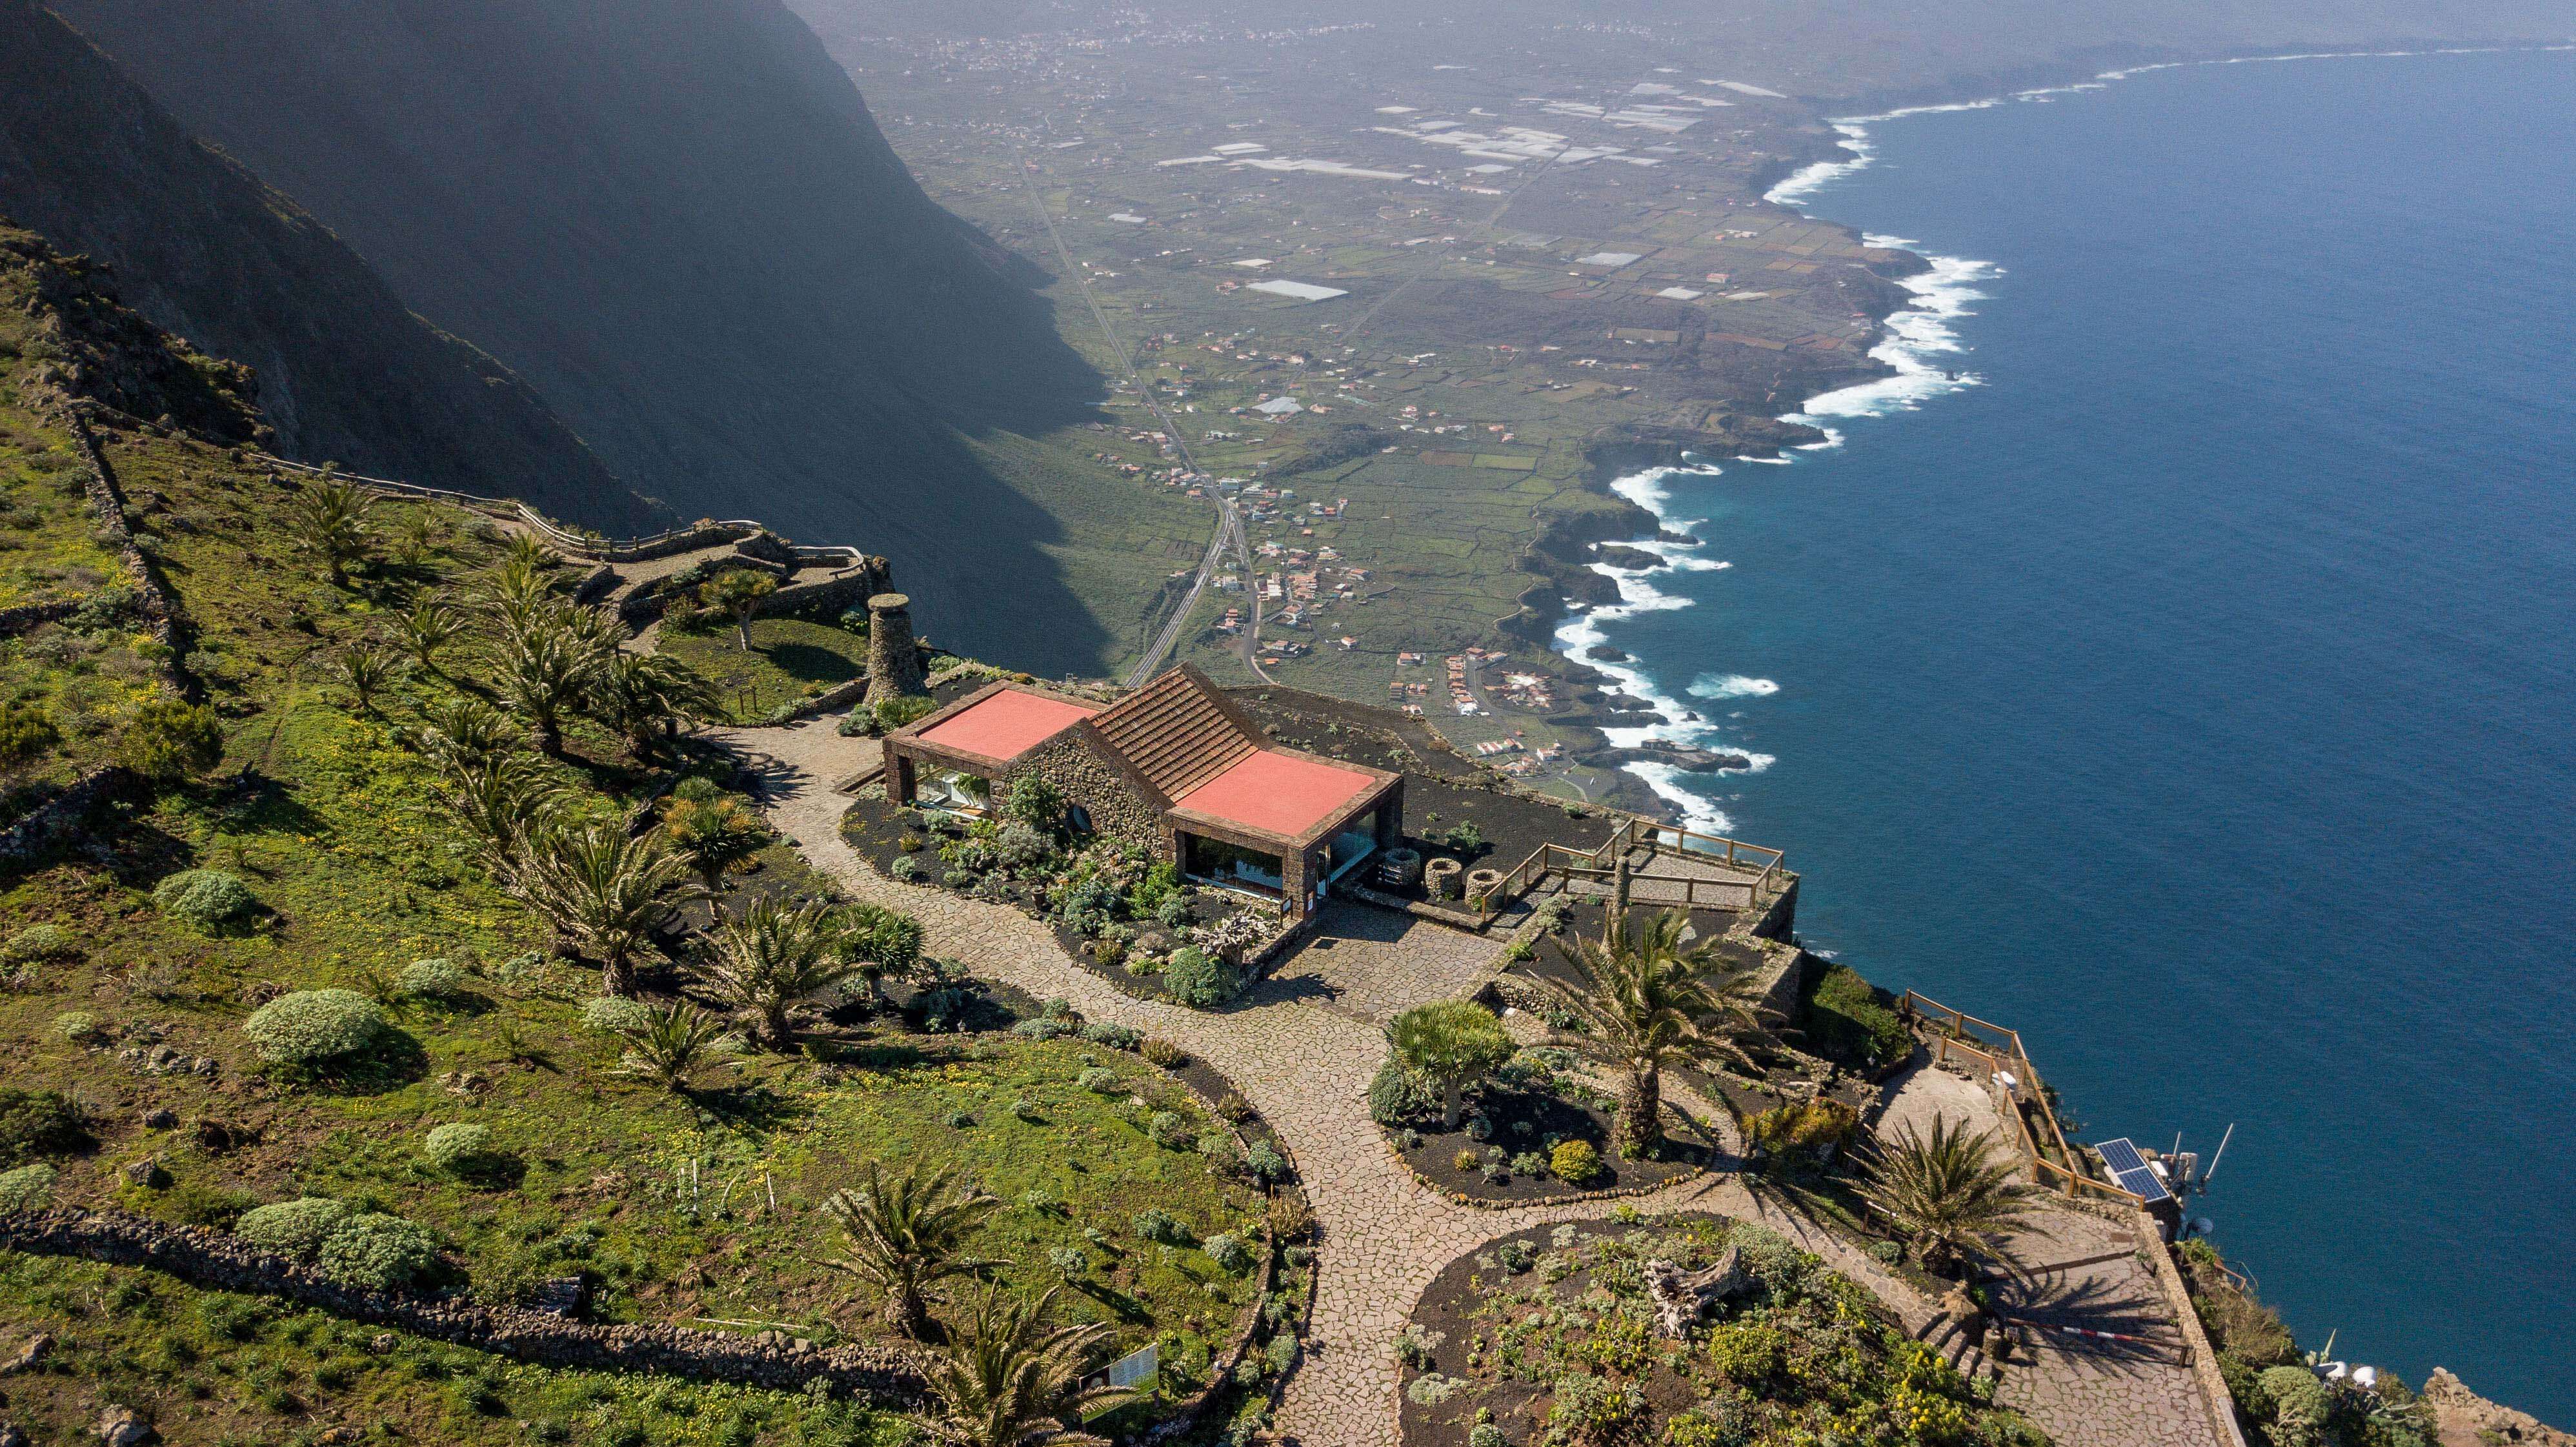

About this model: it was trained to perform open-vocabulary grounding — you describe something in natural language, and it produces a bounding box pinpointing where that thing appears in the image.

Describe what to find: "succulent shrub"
[1367,1060,1439,1127]
[1138,1037,1185,1068]
[52,1011,105,1045]
[1078,1067,1120,1095]
[1198,1132,1240,1172]
[236,1198,351,1259]
[153,869,259,932]
[421,1122,495,1171]
[580,996,655,1036]
[1148,1111,1197,1151]
[889,855,923,882]
[241,989,387,1068]
[1078,1021,1140,1050]
[1133,1208,1191,1246]
[1011,1016,1076,1040]
[1,924,80,965]
[1047,1246,1089,1279]
[1242,1141,1290,1184]
[1494,1239,1535,1275]
[1550,1139,1604,1186]
[397,957,467,1000]
[0,1162,58,1211]
[316,1211,441,1291]
[1204,1232,1254,1275]
[1162,946,1240,1009]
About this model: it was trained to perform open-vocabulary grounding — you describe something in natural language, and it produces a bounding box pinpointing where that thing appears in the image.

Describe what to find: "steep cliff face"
[53,0,1112,668]
[0,1,650,531]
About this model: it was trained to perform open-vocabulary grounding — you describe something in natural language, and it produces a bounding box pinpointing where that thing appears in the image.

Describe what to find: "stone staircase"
[1913,1308,1994,1383]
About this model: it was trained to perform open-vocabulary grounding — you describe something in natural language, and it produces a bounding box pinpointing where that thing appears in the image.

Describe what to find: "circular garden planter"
[1376,847,1425,889]
[1464,867,1505,909]
[1423,856,1464,900]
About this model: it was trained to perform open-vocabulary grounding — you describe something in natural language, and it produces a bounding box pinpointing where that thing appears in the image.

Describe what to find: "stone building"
[883,665,1402,918]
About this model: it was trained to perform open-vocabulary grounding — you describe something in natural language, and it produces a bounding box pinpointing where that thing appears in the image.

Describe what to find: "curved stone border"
[0,1208,926,1404]
[1376,1130,1709,1211]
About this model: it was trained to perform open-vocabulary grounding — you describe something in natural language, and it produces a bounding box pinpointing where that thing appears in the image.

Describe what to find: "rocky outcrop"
[0,1208,927,1405]
[2424,1369,2573,1446]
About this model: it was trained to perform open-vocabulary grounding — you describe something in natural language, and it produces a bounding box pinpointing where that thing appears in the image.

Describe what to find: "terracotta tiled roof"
[1089,667,1259,803]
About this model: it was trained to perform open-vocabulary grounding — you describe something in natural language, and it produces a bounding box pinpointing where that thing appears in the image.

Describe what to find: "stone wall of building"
[1008,729,1163,850]
[0,1208,926,1405]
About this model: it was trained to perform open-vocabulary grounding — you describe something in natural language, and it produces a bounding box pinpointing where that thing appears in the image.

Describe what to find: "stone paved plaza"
[719,717,2225,1447]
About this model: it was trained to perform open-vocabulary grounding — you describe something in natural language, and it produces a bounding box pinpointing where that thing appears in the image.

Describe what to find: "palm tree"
[1852,1113,2041,1277]
[914,1286,1133,1447]
[612,1001,734,1093]
[699,568,779,651]
[839,902,924,1007]
[412,695,520,769]
[820,1161,1000,1339]
[481,541,559,634]
[1541,907,1760,1158]
[289,471,375,586]
[519,818,700,996]
[699,895,852,1048]
[396,594,467,676]
[336,638,404,715]
[394,509,438,568]
[426,752,558,886]
[662,786,769,893]
[493,605,607,754]
[594,649,720,760]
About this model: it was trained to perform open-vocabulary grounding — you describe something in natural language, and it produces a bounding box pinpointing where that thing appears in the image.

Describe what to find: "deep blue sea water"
[1562,47,2576,1417]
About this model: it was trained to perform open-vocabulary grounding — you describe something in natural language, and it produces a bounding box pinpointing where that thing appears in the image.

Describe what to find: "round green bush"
[52,1011,105,1045]
[2258,1366,2329,1430]
[316,1211,439,1291]
[421,1122,494,1171]
[1203,1232,1254,1275]
[397,957,467,1000]
[1147,1110,1196,1151]
[236,1197,350,1259]
[1241,1140,1290,1184]
[1132,1208,1191,1246]
[1367,1060,1438,1126]
[1078,1067,1121,1095]
[2,924,81,965]
[241,989,386,1068]
[1162,946,1241,1008]
[0,1162,58,1211]
[152,869,259,932]
[580,996,654,1035]
[1549,1139,1604,1185]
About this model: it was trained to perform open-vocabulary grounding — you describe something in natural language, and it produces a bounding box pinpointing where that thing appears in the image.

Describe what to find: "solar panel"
[1104,1343,1160,1391]
[2093,1137,2171,1203]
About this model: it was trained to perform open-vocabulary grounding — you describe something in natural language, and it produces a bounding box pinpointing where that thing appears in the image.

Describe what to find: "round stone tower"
[863,592,925,705]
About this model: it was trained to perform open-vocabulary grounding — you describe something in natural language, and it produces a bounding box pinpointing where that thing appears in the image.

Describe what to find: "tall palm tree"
[914,1286,1133,1447]
[1853,1113,2041,1277]
[1541,906,1760,1157]
[519,817,699,996]
[699,895,852,1048]
[289,471,375,586]
[612,1001,734,1094]
[493,605,607,754]
[593,649,721,760]
[821,1161,1000,1339]
[481,541,558,635]
[396,594,467,676]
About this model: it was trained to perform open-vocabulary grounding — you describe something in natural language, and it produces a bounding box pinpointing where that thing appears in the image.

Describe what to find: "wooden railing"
[1465,813,1789,923]
[1900,991,2145,1207]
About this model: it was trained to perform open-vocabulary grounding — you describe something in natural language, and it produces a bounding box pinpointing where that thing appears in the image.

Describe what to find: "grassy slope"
[0,247,1260,1443]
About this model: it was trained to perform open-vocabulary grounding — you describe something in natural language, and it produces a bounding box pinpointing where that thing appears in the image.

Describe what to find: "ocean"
[1559,46,2576,1417]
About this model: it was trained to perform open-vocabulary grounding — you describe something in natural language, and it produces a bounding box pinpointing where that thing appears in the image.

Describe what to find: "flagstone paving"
[715,717,2224,1447]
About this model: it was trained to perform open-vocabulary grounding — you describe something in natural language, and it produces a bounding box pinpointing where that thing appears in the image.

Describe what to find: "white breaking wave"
[1691,674,1780,700]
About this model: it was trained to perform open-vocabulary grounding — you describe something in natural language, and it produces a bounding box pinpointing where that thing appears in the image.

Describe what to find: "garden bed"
[1397,1213,2045,1447]
[835,791,1293,1009]
[1377,1058,1710,1206]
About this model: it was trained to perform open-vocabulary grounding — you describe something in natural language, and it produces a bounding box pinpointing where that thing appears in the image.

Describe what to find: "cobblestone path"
[718,720,2220,1447]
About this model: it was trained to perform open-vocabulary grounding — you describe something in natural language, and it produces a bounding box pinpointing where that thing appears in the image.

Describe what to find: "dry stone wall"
[0,1208,927,1405]
[1009,730,1164,849]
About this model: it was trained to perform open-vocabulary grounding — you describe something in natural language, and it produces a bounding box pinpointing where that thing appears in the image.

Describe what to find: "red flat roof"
[917,689,1099,762]
[1173,750,1378,840]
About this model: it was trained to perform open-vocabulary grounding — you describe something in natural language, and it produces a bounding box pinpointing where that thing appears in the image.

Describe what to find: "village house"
[881,666,1402,918]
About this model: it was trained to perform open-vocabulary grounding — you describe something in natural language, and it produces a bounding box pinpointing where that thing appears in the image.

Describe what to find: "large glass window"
[918,766,991,815]
[1182,833,1283,894]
